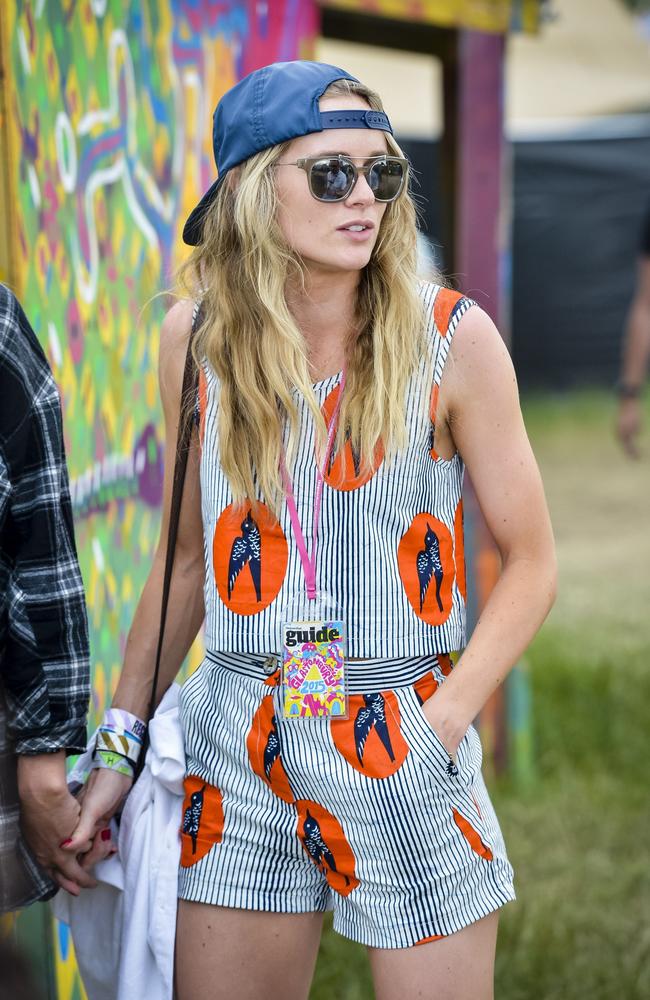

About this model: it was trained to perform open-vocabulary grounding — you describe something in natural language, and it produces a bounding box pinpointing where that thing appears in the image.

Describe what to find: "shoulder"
[446,303,517,413]
[417,281,478,341]
[0,284,37,362]
[158,298,197,410]
[0,282,17,327]
[159,298,196,361]
[0,285,52,399]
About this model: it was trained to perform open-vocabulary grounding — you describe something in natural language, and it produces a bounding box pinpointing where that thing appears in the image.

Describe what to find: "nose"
[345,169,375,207]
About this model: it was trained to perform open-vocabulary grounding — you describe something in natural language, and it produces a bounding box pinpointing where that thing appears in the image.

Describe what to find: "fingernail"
[101,828,111,842]
[60,838,73,847]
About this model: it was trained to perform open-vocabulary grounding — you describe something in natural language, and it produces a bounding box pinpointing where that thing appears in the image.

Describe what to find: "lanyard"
[280,371,346,601]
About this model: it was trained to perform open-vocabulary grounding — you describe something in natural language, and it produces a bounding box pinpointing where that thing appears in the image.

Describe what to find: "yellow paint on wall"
[122,500,135,538]
[43,30,61,103]
[145,369,157,410]
[64,65,84,131]
[320,0,538,33]
[52,919,89,1000]
[54,242,72,300]
[122,573,134,603]
[79,0,100,60]
[103,389,117,439]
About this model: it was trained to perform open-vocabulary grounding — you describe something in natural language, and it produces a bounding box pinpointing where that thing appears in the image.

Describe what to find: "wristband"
[102,707,147,743]
[96,727,143,765]
[91,748,134,779]
[617,382,642,400]
[94,708,147,767]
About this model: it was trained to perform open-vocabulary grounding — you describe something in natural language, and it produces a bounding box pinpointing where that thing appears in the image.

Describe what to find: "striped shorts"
[177,651,515,949]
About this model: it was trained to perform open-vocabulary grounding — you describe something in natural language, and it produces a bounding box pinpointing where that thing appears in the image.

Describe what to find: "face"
[274,95,391,279]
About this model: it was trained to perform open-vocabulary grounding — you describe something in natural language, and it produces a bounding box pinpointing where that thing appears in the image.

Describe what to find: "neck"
[285,269,360,380]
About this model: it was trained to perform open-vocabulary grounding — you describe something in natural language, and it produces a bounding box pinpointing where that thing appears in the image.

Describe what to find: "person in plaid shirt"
[0,283,93,911]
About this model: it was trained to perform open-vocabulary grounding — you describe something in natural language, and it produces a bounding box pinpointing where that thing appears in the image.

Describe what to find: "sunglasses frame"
[276,154,409,203]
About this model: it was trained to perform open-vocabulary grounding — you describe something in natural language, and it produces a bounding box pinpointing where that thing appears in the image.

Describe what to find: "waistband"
[204,649,452,694]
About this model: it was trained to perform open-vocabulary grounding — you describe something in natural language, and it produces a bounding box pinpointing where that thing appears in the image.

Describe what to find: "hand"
[616,398,642,458]
[62,767,133,875]
[421,693,470,763]
[18,752,98,896]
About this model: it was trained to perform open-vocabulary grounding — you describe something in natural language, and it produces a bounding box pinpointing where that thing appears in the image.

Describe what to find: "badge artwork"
[282,619,347,719]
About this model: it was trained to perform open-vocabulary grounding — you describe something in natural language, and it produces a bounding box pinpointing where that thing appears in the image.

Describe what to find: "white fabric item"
[51,684,185,1000]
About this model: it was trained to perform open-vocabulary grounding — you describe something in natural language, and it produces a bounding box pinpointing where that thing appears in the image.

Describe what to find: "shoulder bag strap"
[135,302,202,778]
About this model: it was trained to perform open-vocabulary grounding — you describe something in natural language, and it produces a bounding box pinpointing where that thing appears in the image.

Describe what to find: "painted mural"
[320,0,540,33]
[2,1,316,996]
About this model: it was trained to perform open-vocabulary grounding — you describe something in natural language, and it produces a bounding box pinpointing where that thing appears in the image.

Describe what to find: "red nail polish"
[101,828,111,842]
[60,838,73,847]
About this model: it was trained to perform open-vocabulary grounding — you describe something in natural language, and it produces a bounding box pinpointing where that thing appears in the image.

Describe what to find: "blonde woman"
[69,61,556,1000]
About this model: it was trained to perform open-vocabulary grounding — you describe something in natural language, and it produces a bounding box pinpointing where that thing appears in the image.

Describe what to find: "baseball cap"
[182,60,394,246]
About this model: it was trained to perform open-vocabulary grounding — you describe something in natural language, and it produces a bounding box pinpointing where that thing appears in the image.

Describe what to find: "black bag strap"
[134,302,201,778]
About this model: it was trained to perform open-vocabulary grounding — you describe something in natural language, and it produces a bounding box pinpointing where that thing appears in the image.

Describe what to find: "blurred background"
[0,1,648,998]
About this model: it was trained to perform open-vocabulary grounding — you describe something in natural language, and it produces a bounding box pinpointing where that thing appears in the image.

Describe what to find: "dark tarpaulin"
[511,135,650,389]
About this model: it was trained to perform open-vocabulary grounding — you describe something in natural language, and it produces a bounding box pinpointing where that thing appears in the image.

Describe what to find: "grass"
[310,389,650,999]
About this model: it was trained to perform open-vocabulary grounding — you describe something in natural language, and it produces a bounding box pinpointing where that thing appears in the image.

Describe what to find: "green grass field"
[310,390,650,1000]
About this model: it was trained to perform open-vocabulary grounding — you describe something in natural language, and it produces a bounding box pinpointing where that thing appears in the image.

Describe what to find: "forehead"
[286,94,390,159]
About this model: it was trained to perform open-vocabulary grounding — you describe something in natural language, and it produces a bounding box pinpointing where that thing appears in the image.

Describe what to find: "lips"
[336,219,375,233]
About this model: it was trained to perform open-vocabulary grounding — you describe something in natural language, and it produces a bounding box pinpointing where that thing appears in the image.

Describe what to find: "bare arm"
[65,299,205,861]
[112,299,205,717]
[617,258,650,458]
[423,307,557,754]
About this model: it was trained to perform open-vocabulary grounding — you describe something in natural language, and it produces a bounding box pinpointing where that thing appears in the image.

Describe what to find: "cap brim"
[182,175,226,246]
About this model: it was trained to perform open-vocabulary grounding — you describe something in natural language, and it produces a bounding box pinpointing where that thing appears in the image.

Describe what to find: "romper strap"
[429,288,477,455]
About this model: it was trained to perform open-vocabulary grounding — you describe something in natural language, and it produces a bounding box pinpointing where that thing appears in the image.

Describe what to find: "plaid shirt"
[0,284,90,909]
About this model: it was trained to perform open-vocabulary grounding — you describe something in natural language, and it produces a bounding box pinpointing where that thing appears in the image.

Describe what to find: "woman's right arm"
[63,299,205,865]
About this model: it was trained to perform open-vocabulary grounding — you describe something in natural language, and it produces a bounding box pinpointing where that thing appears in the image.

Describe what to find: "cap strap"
[319,109,393,134]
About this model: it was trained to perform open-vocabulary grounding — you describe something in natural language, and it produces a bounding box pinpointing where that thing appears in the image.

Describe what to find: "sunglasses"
[276,154,408,203]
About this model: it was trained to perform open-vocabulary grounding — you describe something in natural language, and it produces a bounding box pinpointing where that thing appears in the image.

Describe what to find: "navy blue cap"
[182,60,394,246]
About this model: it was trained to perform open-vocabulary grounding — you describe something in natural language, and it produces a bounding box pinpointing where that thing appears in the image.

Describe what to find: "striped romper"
[177,282,515,948]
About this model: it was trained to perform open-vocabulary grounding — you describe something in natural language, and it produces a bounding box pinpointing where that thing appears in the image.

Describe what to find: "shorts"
[177,650,515,949]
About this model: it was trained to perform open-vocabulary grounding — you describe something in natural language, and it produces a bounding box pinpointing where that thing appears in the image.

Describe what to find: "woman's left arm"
[423,306,557,756]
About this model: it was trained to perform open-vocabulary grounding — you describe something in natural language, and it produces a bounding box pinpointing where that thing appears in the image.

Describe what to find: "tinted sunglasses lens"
[369,159,405,201]
[309,158,355,201]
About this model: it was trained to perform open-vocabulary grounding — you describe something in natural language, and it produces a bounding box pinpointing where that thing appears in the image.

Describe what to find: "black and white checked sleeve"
[0,287,90,755]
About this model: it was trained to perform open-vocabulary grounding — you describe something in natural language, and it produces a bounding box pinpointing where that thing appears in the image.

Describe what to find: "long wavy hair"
[178,78,430,513]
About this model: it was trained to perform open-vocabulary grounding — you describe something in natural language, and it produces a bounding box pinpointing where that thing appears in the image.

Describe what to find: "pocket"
[405,684,483,788]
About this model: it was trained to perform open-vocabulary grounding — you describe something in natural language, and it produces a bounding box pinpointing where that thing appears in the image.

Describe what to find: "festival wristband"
[91,748,134,779]
[101,707,147,743]
[96,727,142,765]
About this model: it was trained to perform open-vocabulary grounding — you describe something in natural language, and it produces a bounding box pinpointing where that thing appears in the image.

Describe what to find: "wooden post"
[455,29,533,782]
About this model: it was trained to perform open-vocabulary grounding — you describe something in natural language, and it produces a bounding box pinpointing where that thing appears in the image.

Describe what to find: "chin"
[304,249,375,275]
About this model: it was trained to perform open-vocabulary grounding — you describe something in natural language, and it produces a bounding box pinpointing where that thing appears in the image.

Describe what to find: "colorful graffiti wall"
[320,0,540,33]
[1,1,316,996]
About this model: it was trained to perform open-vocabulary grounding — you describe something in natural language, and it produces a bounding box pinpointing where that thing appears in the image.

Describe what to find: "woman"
[69,61,556,1000]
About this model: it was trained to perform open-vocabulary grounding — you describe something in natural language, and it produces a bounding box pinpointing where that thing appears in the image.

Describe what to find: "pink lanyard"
[280,371,346,602]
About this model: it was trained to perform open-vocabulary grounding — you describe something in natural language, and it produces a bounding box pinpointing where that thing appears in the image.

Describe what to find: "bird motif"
[263,715,282,780]
[302,811,349,885]
[227,510,262,602]
[182,784,207,855]
[327,426,362,479]
[353,693,396,766]
[416,523,444,613]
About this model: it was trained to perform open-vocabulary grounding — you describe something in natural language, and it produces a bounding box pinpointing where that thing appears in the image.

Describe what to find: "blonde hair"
[178,78,431,513]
